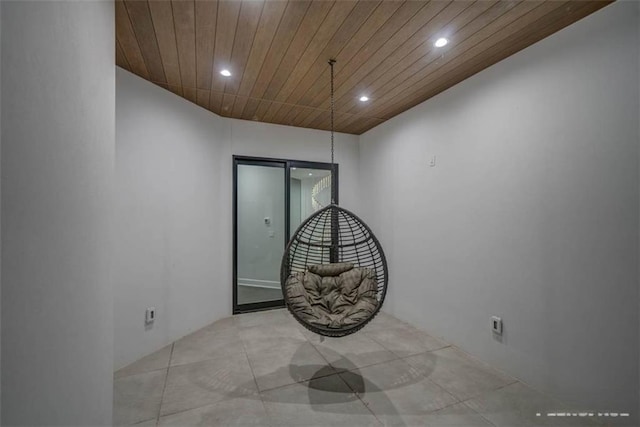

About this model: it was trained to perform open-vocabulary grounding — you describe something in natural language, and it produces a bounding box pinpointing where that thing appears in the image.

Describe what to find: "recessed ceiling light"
[308,173,313,176]
[220,69,231,77]
[359,96,369,102]
[292,167,297,170]
[434,38,448,48]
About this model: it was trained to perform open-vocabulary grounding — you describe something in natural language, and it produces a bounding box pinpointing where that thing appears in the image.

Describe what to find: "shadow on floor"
[236,344,439,424]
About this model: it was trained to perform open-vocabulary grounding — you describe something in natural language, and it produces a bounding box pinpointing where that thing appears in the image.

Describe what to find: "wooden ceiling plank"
[119,0,609,135]
[196,89,210,110]
[330,1,524,132]
[253,0,335,117]
[221,92,236,116]
[273,0,382,125]
[116,0,150,79]
[368,0,571,121]
[347,116,385,135]
[289,0,404,127]
[148,0,182,92]
[167,84,183,97]
[320,1,449,110]
[172,0,197,103]
[209,0,241,113]
[311,0,481,131]
[116,40,131,69]
[274,104,297,126]
[242,98,262,121]
[230,0,287,117]
[263,1,359,123]
[333,0,501,125]
[225,0,265,97]
[183,87,197,104]
[334,0,556,130]
[319,0,487,131]
[125,0,167,84]
[195,0,218,90]
[378,0,612,122]
[241,0,313,121]
[298,0,439,130]
[210,90,224,115]
[252,99,274,123]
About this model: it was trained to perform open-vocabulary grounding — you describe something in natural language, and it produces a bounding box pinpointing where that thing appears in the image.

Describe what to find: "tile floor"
[114,309,602,427]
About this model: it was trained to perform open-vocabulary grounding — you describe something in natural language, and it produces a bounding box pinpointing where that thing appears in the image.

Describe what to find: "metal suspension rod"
[329,59,336,205]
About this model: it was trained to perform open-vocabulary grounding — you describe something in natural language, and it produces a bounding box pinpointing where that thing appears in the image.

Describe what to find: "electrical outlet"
[145,307,156,324]
[491,316,502,335]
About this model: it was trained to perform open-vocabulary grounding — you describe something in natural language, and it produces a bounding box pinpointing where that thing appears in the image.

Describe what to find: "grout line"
[335,369,385,426]
[155,342,175,425]
[256,366,341,394]
[458,400,500,427]
[131,417,158,426]
[238,327,269,417]
[114,364,170,380]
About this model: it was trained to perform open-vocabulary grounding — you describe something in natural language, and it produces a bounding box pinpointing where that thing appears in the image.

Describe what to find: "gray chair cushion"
[285,263,378,329]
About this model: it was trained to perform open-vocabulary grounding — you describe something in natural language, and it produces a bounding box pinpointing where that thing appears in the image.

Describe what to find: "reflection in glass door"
[289,167,333,235]
[233,157,337,314]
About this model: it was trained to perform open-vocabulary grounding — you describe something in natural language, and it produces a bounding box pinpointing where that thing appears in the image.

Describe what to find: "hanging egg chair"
[280,60,388,337]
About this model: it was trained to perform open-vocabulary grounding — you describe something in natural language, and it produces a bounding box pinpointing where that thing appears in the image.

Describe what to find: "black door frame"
[232,155,339,314]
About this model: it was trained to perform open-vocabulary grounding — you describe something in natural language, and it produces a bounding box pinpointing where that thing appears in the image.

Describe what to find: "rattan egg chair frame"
[280,60,389,337]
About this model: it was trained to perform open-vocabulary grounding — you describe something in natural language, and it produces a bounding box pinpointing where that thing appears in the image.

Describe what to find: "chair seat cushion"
[285,263,378,329]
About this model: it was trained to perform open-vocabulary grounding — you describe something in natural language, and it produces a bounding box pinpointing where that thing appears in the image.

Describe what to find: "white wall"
[115,68,229,369]
[1,1,115,425]
[115,68,359,369]
[359,1,639,421]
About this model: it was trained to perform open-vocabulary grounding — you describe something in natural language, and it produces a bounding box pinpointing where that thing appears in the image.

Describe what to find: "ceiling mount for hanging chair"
[280,60,389,337]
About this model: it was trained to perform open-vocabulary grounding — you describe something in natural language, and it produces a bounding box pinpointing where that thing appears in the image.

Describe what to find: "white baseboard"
[238,278,281,290]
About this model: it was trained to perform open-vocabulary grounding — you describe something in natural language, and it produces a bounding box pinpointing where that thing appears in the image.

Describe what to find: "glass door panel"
[236,163,285,308]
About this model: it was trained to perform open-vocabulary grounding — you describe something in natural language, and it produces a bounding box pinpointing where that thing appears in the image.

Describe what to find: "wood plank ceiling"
[116,0,612,135]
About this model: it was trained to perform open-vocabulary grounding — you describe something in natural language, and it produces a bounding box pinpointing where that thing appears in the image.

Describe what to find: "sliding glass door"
[233,156,337,313]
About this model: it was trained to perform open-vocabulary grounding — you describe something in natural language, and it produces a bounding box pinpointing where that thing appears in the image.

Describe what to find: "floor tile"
[170,325,245,367]
[363,312,411,333]
[245,336,335,391]
[310,333,398,371]
[364,325,449,358]
[115,345,172,379]
[261,373,381,426]
[116,310,605,427]
[339,358,458,425]
[466,382,600,426]
[239,322,307,343]
[131,419,157,427]
[200,315,238,333]
[233,308,289,328]
[158,396,268,426]
[419,402,494,426]
[114,369,166,425]
[405,346,515,401]
[161,354,258,416]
